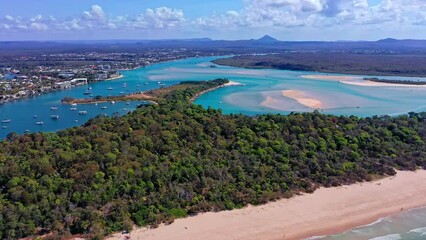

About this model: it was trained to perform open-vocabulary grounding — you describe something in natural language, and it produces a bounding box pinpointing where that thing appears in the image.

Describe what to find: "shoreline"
[61,91,156,105]
[211,58,426,78]
[104,74,124,81]
[107,170,426,240]
[302,74,426,87]
[190,80,244,102]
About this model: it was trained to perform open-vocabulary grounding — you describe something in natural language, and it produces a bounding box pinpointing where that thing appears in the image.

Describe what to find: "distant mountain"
[377,38,398,42]
[4,37,426,54]
[257,35,279,42]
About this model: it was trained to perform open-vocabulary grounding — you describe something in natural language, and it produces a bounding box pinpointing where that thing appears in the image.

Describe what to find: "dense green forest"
[1,79,426,239]
[213,53,426,77]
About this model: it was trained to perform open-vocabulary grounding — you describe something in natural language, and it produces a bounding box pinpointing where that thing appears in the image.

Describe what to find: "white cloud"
[141,7,185,28]
[193,0,426,31]
[0,5,186,32]
[82,5,106,21]
[4,15,14,21]
[30,22,48,31]
[2,1,426,37]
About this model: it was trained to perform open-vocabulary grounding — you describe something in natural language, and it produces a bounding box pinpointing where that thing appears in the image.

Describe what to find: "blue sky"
[1,0,426,41]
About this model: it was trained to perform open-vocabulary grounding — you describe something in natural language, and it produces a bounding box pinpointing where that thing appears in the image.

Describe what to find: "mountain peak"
[377,38,398,42]
[257,35,279,42]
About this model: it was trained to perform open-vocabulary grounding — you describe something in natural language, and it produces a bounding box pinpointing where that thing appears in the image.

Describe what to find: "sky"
[1,0,426,41]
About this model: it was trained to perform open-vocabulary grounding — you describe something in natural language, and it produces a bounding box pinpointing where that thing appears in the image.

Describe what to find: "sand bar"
[107,170,426,240]
[302,74,426,88]
[282,90,323,109]
[302,74,361,82]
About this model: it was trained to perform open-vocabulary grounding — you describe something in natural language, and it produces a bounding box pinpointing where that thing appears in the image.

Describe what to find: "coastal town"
[0,48,202,104]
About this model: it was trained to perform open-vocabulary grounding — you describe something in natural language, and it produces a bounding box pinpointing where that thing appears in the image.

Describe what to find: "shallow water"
[315,207,426,240]
[3,56,426,138]
[2,57,426,236]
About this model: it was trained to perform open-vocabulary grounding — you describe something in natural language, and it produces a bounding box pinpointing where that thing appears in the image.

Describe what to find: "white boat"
[71,103,77,106]
[1,119,11,123]
[74,120,79,123]
[95,103,98,106]
[51,115,60,119]
[50,107,58,110]
[144,82,149,85]
[33,115,38,118]
[36,121,44,125]
[119,91,125,94]
[1,126,7,129]
[111,101,115,104]
[107,87,113,90]
[122,83,127,87]
[126,101,131,105]
[157,81,161,84]
[78,111,88,115]
[101,106,107,109]
[70,107,77,111]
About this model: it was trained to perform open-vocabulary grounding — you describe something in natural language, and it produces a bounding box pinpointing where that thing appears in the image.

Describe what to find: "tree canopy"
[0,79,425,239]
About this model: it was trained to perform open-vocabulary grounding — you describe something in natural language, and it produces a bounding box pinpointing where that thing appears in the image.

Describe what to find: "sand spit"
[190,81,244,102]
[302,74,426,88]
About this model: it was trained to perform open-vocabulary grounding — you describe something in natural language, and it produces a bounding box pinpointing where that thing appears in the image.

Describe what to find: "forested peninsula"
[1,79,426,239]
[212,53,426,77]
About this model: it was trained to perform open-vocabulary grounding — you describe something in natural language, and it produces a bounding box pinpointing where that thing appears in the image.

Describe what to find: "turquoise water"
[0,61,183,139]
[2,56,426,238]
[3,56,426,139]
[313,207,426,240]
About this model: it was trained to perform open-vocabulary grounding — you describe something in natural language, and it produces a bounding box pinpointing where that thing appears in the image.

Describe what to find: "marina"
[3,56,426,139]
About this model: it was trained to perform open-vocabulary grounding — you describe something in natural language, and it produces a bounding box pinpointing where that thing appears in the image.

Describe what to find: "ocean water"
[312,206,426,240]
[2,56,426,238]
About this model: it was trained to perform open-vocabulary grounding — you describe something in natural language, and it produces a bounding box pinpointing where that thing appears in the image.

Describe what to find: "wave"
[409,226,426,236]
[361,217,391,228]
[304,236,325,240]
[369,234,402,240]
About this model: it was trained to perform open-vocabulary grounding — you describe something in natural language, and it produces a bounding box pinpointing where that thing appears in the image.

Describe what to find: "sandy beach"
[105,74,124,81]
[302,74,426,88]
[190,81,244,102]
[107,170,426,240]
[282,90,323,109]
